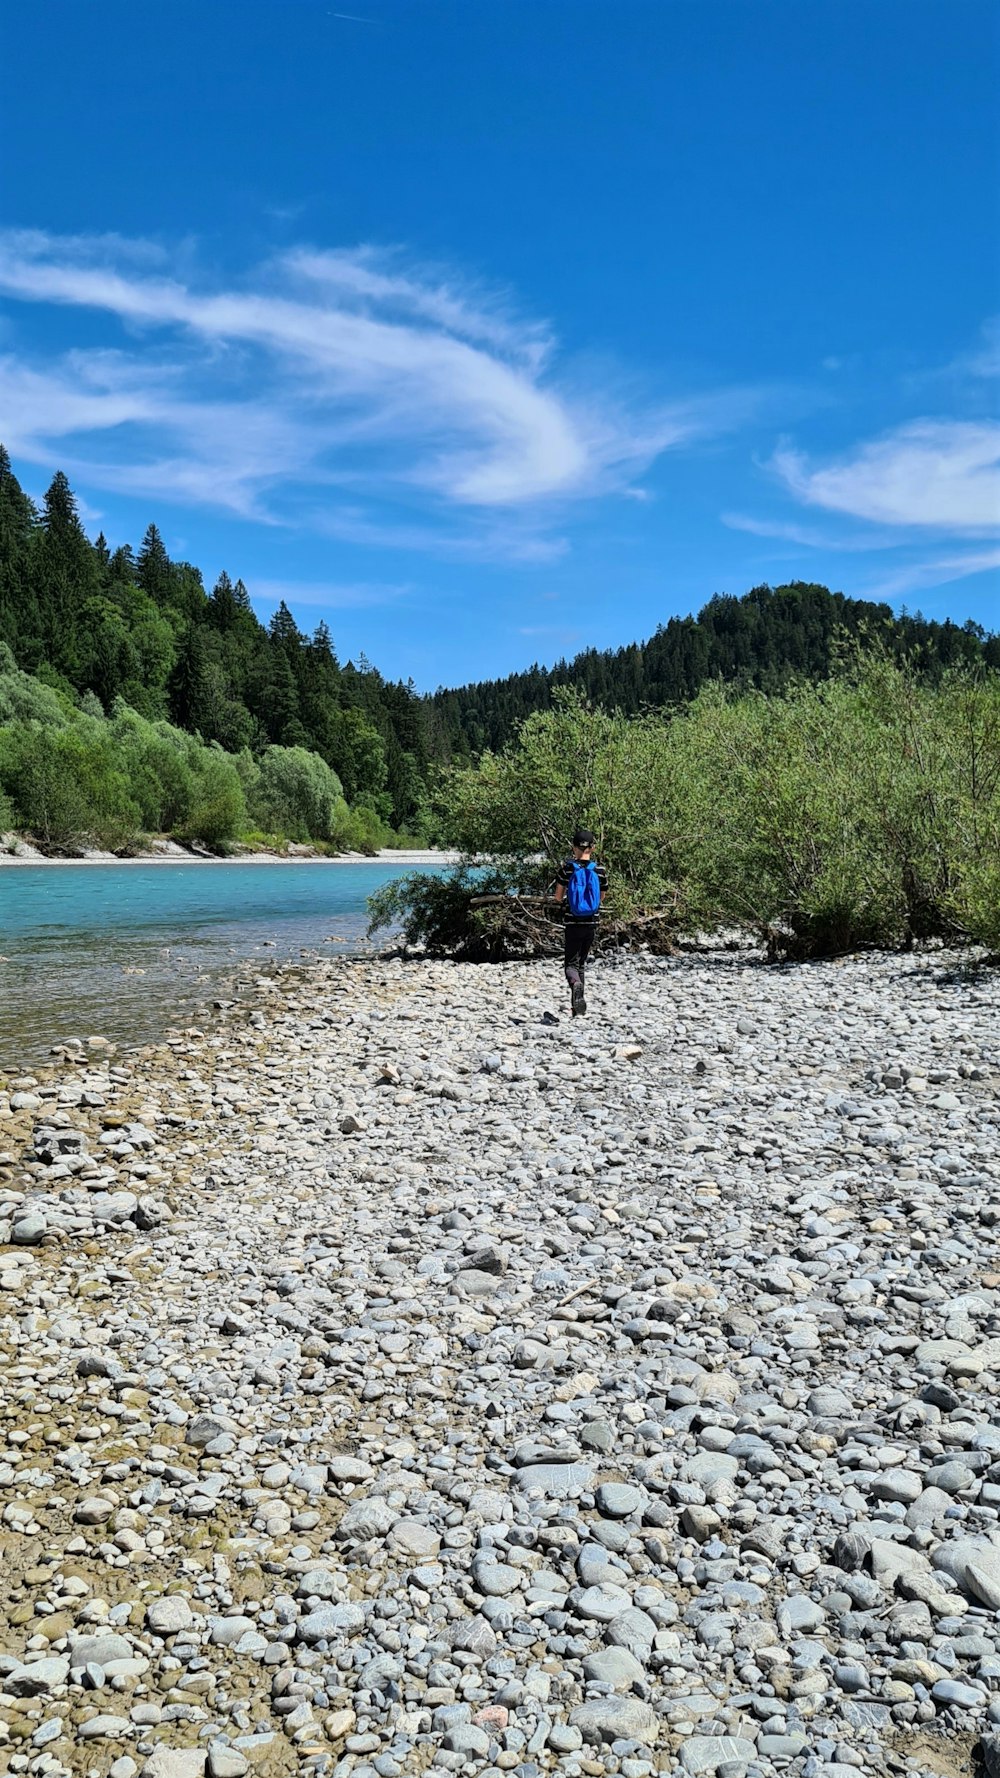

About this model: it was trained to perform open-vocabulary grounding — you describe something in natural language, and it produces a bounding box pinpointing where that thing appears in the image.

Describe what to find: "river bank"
[1,949,999,1778]
[0,839,459,867]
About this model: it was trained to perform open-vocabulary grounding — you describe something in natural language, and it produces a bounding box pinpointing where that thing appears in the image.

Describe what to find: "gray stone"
[776,1595,824,1635]
[931,1679,985,1708]
[146,1596,194,1635]
[595,1482,644,1519]
[207,1751,249,1778]
[473,1557,520,1596]
[442,1723,490,1757]
[12,1213,47,1244]
[70,1634,134,1669]
[388,1517,440,1559]
[515,1460,595,1496]
[336,1496,397,1540]
[806,1387,853,1417]
[6,1657,70,1696]
[185,1412,236,1448]
[78,1715,131,1739]
[209,1616,256,1646]
[605,1607,658,1658]
[297,1603,366,1642]
[923,1459,976,1494]
[575,1582,634,1621]
[142,1753,208,1778]
[582,1646,646,1687]
[569,1697,659,1746]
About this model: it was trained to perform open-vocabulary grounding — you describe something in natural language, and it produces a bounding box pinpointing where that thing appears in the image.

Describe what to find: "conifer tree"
[35,471,100,677]
[136,524,173,605]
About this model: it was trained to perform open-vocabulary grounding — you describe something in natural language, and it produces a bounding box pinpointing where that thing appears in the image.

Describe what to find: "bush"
[0,644,70,728]
[938,671,1000,950]
[109,705,196,832]
[439,691,687,921]
[668,679,917,955]
[178,747,246,848]
[251,745,344,841]
[329,796,391,855]
[0,722,141,851]
[367,865,511,954]
[669,658,998,955]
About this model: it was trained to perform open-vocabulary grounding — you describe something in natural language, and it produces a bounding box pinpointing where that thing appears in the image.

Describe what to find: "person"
[553,827,608,1016]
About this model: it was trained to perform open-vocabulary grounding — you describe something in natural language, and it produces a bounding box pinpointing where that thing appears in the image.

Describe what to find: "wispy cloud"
[721,511,902,552]
[0,228,730,558]
[518,625,584,646]
[859,547,1000,602]
[250,578,411,610]
[933,317,1000,384]
[771,419,1000,534]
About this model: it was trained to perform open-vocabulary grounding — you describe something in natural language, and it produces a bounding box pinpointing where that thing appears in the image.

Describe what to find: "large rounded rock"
[146,1596,193,1635]
[570,1697,659,1746]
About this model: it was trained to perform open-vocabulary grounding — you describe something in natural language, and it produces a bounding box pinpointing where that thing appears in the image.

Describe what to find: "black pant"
[564,922,596,988]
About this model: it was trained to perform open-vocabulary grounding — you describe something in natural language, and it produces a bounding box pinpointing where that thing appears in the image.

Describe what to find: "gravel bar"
[1,948,999,1778]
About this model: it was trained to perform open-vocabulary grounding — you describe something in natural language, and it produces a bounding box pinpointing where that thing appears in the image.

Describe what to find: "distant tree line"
[1,444,997,853]
[431,583,999,757]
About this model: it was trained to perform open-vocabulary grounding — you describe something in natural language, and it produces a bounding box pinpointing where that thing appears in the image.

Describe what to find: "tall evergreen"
[0,448,38,660]
[136,524,173,605]
[35,471,101,677]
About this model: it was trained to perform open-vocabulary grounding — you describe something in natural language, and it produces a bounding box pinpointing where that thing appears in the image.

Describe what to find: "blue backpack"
[566,859,601,917]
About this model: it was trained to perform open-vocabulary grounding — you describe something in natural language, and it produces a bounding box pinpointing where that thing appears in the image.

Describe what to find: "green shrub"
[178,748,246,848]
[329,796,391,855]
[0,722,141,851]
[938,671,1000,950]
[375,657,1000,961]
[0,645,71,728]
[367,865,511,953]
[439,691,687,921]
[251,745,344,841]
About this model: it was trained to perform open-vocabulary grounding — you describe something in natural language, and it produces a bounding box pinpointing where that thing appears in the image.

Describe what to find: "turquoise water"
[0,860,437,1066]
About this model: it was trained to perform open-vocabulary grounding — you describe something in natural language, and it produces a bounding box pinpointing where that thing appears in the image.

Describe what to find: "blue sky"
[2,0,998,688]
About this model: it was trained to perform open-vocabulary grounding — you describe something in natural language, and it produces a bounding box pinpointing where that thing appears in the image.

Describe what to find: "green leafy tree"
[252,745,344,840]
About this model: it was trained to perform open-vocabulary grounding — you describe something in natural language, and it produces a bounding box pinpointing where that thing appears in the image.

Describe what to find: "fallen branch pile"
[468,893,678,959]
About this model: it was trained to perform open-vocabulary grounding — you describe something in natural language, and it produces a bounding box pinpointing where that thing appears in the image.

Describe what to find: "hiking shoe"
[571,983,587,1016]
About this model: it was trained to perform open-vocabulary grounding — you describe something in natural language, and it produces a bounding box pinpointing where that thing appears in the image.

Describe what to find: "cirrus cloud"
[0,228,734,556]
[771,418,1000,533]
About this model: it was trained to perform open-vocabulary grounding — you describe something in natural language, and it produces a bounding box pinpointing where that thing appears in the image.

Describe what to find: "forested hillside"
[1,444,996,850]
[432,583,999,756]
[0,448,434,831]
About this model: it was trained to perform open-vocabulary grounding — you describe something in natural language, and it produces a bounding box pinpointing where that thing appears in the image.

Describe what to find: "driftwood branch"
[466,892,678,957]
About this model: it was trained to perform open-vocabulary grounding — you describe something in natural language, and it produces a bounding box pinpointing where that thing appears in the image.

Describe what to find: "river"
[0,859,443,1066]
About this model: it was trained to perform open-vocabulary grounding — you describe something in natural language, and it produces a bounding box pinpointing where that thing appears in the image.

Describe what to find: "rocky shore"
[0,840,458,866]
[1,948,999,1778]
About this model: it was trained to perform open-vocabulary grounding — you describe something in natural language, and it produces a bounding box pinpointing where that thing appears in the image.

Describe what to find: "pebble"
[0,946,997,1772]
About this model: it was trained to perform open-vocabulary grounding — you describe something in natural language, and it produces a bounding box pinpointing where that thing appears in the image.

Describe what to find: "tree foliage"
[372,658,1000,959]
[0,450,426,830]
[431,583,999,758]
[1,445,997,880]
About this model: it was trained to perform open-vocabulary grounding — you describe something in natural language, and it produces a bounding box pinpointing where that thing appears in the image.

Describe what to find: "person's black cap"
[572,827,595,848]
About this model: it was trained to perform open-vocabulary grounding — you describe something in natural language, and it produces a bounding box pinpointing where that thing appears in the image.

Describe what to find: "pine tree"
[0,446,39,660]
[136,524,173,605]
[35,471,101,677]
